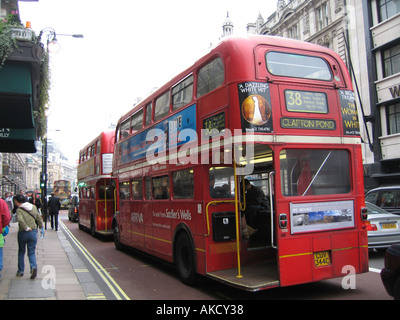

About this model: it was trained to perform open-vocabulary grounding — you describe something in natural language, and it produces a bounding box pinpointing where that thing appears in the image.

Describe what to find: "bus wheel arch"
[173,225,197,286]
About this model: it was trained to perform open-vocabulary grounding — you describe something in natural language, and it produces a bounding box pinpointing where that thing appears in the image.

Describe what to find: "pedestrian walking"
[4,192,13,214]
[35,194,42,216]
[13,194,44,279]
[48,193,61,231]
[0,198,11,278]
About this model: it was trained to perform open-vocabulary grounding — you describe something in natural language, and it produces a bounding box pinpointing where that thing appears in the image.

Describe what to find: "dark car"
[68,194,79,222]
[381,244,400,300]
[365,186,400,215]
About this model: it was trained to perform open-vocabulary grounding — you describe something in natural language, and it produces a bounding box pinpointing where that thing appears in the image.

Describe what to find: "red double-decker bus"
[112,36,368,291]
[77,131,116,236]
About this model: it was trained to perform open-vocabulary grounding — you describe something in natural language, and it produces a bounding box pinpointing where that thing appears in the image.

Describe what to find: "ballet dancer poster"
[238,82,273,133]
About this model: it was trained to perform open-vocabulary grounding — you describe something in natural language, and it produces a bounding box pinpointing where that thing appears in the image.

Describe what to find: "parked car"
[365,202,400,249]
[68,194,79,222]
[381,244,400,300]
[365,186,400,215]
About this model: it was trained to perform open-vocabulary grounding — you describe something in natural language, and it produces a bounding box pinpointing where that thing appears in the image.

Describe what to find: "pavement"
[0,217,120,300]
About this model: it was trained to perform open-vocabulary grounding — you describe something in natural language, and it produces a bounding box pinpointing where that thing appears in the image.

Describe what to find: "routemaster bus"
[77,131,117,236]
[112,35,368,291]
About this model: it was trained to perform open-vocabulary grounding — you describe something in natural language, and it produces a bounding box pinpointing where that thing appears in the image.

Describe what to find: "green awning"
[0,62,32,95]
[0,93,34,128]
[0,61,36,153]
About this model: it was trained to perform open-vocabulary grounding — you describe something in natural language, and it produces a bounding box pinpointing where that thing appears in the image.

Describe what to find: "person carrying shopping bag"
[13,194,44,279]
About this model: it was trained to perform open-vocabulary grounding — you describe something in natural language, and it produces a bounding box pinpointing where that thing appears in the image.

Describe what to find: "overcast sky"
[19,0,276,163]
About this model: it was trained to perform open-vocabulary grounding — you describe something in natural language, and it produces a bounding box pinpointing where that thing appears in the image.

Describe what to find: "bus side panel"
[279,230,364,287]
[194,234,206,275]
[359,228,369,273]
[152,203,173,258]
[278,237,313,286]
[143,201,153,251]
[131,201,145,249]
[207,244,238,272]
[96,200,114,232]
[78,200,89,228]
[331,231,360,277]
[119,199,131,244]
[79,199,94,229]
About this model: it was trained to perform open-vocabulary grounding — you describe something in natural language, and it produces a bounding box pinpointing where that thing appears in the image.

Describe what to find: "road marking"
[59,220,130,300]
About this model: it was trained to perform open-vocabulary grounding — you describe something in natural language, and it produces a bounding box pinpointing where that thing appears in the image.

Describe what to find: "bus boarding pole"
[233,155,243,279]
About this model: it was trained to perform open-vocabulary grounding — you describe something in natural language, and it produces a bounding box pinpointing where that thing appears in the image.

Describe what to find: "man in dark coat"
[47,193,61,231]
[243,179,269,229]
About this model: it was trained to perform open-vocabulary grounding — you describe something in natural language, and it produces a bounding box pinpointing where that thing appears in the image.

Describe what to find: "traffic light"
[40,172,47,189]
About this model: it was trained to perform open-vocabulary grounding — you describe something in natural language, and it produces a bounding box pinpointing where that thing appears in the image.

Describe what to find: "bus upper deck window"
[154,91,170,122]
[266,51,332,81]
[145,102,152,126]
[197,57,224,98]
[131,109,144,132]
[172,75,193,111]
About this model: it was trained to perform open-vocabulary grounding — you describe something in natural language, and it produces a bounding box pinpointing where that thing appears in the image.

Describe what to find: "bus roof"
[117,35,348,125]
[79,130,115,155]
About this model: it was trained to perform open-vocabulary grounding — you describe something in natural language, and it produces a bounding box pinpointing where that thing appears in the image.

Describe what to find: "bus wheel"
[113,222,122,250]
[175,232,196,286]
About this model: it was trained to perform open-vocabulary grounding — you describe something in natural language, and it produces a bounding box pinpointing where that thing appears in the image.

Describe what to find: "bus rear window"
[280,149,350,196]
[266,51,332,81]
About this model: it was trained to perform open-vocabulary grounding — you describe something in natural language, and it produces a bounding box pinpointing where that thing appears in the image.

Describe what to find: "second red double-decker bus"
[112,35,368,291]
[77,131,117,236]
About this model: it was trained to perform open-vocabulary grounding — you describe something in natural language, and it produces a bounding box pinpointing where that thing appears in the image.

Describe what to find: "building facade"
[362,0,400,187]
[244,0,400,189]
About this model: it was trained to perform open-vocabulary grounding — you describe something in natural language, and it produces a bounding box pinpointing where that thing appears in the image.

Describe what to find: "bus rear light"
[361,207,368,221]
[279,213,288,229]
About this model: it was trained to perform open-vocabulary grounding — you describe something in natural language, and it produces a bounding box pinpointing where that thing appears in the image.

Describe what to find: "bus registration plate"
[314,251,331,267]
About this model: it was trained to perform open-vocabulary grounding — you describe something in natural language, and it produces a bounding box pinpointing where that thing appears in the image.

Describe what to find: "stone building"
[245,0,400,189]
[362,0,400,187]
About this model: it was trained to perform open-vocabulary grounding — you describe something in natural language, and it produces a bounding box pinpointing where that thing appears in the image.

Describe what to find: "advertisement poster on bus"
[238,82,273,133]
[339,90,360,136]
[290,200,354,234]
[120,104,196,165]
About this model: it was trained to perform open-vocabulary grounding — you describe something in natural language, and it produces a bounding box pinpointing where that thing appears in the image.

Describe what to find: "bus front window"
[280,149,351,197]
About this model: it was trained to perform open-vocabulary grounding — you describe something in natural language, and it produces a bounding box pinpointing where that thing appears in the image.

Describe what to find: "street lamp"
[38,27,83,228]
[38,27,84,53]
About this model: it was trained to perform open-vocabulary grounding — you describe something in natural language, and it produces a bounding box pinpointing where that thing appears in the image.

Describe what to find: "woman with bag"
[13,194,44,279]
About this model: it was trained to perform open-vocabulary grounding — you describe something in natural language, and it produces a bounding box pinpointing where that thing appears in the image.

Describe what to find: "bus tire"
[113,220,122,250]
[175,232,196,286]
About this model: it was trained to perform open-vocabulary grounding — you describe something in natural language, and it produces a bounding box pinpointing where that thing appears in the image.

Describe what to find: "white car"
[366,202,400,249]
